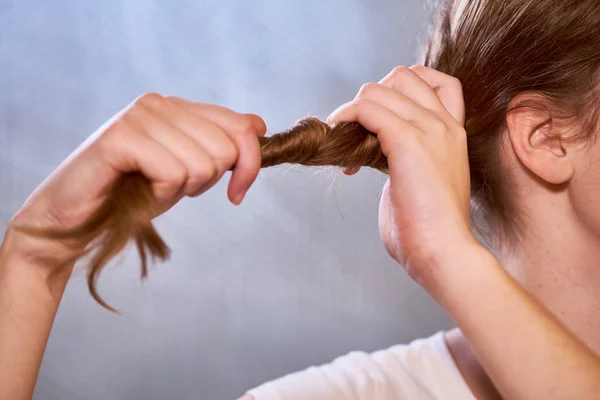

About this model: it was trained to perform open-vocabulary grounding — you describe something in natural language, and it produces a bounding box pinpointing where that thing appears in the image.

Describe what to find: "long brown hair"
[24,0,600,311]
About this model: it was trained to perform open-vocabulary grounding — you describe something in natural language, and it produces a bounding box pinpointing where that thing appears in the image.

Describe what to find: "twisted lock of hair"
[30,119,387,311]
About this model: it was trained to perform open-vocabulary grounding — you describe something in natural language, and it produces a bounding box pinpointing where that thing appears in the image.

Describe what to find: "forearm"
[0,227,73,400]
[433,243,600,400]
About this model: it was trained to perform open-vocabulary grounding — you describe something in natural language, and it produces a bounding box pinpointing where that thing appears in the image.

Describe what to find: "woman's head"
[424,0,600,248]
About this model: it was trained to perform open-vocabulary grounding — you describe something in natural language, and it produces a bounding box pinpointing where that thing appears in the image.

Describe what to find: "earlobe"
[506,102,574,185]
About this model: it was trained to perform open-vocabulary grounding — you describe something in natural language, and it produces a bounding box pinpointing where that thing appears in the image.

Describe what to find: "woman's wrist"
[1,223,76,296]
[421,238,518,323]
[406,236,491,302]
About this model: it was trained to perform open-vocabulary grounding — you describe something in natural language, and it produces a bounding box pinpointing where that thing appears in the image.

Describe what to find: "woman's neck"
[447,139,600,397]
[500,214,600,354]
[445,207,600,400]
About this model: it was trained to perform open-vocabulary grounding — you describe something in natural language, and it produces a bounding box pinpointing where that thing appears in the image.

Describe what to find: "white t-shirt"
[247,331,476,400]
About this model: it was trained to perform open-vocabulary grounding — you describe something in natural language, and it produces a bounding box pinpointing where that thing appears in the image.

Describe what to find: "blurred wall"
[0,1,454,399]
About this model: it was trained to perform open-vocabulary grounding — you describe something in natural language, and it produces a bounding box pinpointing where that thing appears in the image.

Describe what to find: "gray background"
[0,1,454,399]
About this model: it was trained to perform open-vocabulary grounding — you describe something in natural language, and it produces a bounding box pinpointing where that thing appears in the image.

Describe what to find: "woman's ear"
[506,95,574,185]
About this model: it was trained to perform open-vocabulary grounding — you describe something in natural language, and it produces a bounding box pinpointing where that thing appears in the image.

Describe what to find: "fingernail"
[232,192,245,206]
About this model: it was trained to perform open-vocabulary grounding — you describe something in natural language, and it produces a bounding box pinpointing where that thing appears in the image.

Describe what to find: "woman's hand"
[8,93,266,269]
[0,94,266,400]
[328,65,475,289]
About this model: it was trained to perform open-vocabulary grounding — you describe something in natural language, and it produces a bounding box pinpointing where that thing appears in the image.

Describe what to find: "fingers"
[168,98,267,137]
[328,98,419,160]
[99,122,188,205]
[379,66,465,126]
[328,65,465,176]
[222,118,262,205]
[136,95,240,197]
[100,93,266,209]
[330,81,441,176]
[406,66,465,126]
[352,82,441,132]
[127,96,220,197]
[166,97,266,204]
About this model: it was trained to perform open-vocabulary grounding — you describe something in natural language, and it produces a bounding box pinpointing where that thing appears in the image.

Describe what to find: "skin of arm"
[0,228,76,400]
[429,240,600,400]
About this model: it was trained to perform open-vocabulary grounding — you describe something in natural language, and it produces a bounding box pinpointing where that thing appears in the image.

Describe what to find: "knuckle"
[123,102,150,123]
[432,119,448,134]
[409,64,426,72]
[101,119,136,143]
[452,125,467,138]
[163,95,180,102]
[424,113,447,133]
[184,178,204,195]
[160,165,188,195]
[450,76,463,90]
[197,161,218,182]
[121,109,155,133]
[223,142,240,166]
[351,97,368,110]
[212,141,239,171]
[135,92,166,108]
[391,65,410,77]
[358,82,377,97]
[169,164,188,185]
[234,114,255,135]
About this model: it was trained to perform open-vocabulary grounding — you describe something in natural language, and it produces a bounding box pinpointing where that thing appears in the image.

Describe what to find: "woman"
[1,0,600,399]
